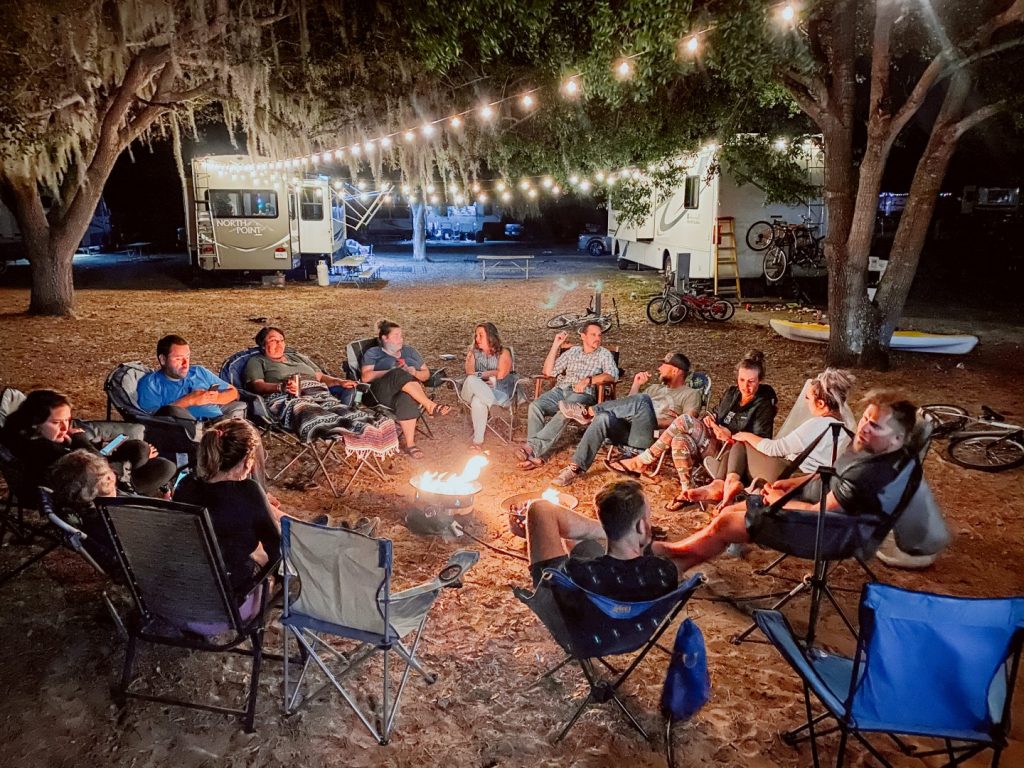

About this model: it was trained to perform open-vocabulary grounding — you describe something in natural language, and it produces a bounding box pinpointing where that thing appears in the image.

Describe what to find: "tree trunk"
[411,202,426,261]
[27,235,75,316]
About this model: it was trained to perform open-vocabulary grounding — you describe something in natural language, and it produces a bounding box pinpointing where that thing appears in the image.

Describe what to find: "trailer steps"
[714,216,742,299]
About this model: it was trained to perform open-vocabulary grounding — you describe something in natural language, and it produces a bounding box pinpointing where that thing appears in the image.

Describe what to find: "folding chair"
[96,496,277,732]
[281,517,479,744]
[604,370,712,479]
[344,337,446,440]
[0,441,57,586]
[513,569,704,742]
[533,343,621,404]
[755,583,1024,768]
[221,347,396,497]
[730,423,924,645]
[439,347,532,443]
[104,362,200,467]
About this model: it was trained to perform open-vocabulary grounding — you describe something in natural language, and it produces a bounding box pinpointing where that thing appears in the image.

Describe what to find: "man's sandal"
[603,457,642,478]
[404,445,426,460]
[517,456,545,471]
[665,490,698,511]
[427,403,452,417]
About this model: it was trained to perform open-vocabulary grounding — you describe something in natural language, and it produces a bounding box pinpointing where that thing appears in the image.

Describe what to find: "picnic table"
[122,241,152,257]
[477,253,534,280]
[334,254,379,283]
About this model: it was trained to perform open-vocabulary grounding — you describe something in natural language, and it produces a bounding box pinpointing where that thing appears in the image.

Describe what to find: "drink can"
[291,374,301,394]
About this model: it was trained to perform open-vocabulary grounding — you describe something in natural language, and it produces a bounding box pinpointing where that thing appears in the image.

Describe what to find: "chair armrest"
[236,388,274,427]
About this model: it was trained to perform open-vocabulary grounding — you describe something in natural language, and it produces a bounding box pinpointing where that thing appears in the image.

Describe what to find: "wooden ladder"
[714,216,742,299]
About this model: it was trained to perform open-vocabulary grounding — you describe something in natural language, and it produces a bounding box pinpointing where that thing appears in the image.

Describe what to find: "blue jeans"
[571,394,658,471]
[527,387,596,458]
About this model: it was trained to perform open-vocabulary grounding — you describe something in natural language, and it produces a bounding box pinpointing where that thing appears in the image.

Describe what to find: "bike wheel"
[667,301,688,324]
[919,404,969,437]
[597,315,613,332]
[547,313,584,329]
[646,297,671,325]
[763,246,788,283]
[947,434,1024,472]
[746,220,774,251]
[706,298,735,321]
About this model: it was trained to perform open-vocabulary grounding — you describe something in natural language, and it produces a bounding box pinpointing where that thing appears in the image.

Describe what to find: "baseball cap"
[664,352,691,373]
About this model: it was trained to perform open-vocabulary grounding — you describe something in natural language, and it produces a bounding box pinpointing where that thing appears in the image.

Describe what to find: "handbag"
[661,618,711,722]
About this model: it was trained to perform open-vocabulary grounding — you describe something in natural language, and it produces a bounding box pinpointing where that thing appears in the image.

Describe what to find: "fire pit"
[501,489,579,538]
[406,456,488,535]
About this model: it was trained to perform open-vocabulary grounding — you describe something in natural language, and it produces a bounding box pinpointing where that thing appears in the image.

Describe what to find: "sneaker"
[312,514,330,526]
[558,401,592,425]
[552,464,584,487]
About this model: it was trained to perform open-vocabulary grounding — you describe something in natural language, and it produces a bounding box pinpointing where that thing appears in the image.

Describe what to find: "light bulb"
[521,94,535,109]
[501,191,512,202]
[422,123,436,137]
[381,136,392,148]
[579,179,592,192]
[562,77,580,96]
[615,60,632,79]
[404,131,415,142]
[496,180,506,192]
[528,188,537,199]
[478,193,488,203]
[685,36,699,54]
[541,176,553,188]
[519,179,530,190]
[551,185,561,195]
[351,144,362,156]
[451,115,462,127]
[781,4,795,23]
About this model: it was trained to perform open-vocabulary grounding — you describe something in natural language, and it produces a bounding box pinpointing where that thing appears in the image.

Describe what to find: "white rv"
[609,145,824,281]
[1,198,112,271]
[186,155,387,274]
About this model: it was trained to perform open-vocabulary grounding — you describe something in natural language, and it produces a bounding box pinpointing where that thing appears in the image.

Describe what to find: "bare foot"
[620,456,647,474]
[721,475,744,506]
[689,479,725,502]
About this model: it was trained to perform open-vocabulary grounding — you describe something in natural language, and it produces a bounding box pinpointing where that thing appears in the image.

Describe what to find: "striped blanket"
[266,382,399,459]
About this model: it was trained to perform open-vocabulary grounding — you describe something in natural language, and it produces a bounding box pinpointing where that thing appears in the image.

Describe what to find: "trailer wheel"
[617,259,629,270]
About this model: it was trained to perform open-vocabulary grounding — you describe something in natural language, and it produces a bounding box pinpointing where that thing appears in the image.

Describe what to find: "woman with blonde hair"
[684,368,855,509]
[173,419,280,594]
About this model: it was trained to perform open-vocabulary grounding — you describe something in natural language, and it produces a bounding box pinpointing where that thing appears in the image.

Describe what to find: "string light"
[615,59,633,80]
[780,3,796,23]
[403,130,415,143]
[684,36,700,54]
[421,123,436,137]
[562,77,581,97]
[381,136,392,148]
[521,94,535,109]
[451,115,463,127]
[479,104,495,121]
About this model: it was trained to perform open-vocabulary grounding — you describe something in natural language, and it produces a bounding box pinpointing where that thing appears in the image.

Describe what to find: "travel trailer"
[1,198,112,271]
[186,155,387,275]
[609,144,824,282]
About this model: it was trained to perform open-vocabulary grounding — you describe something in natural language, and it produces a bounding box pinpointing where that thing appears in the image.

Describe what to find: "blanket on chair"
[267,382,399,458]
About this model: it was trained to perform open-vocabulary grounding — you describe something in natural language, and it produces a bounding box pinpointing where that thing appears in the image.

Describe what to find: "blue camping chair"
[755,582,1024,768]
[514,569,705,742]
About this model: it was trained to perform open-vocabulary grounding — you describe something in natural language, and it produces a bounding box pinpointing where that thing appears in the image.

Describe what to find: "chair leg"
[754,552,790,576]
[270,445,312,481]
[0,540,58,586]
[243,627,265,733]
[609,692,649,740]
[117,632,139,706]
[803,684,822,768]
[554,691,594,743]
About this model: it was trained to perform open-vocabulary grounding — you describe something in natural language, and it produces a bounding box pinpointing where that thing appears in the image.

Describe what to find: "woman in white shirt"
[682,368,854,509]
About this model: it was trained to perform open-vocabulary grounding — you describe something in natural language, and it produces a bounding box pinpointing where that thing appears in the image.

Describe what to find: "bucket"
[316,260,330,286]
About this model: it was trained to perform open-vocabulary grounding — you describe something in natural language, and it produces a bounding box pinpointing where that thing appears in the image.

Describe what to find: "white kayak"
[769,319,979,355]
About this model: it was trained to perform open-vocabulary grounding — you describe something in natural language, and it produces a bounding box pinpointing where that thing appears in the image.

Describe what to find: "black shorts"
[529,555,568,587]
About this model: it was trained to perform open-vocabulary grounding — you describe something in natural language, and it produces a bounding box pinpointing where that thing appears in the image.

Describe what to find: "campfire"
[410,455,489,498]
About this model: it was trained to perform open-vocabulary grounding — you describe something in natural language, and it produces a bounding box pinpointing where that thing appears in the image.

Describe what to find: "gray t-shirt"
[244,352,321,385]
[362,345,425,371]
[645,383,701,420]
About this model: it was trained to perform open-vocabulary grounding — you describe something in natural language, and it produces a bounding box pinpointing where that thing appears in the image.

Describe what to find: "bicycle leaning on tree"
[746,215,826,283]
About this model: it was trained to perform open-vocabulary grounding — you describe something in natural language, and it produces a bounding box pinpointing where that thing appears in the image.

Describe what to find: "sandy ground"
[1,253,1023,767]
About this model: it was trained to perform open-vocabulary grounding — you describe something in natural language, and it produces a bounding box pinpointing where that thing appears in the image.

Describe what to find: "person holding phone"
[1,390,176,496]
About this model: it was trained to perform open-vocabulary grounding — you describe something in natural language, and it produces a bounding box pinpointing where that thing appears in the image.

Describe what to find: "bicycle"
[761,218,825,283]
[645,273,734,324]
[745,215,788,252]
[547,294,620,332]
[920,404,1024,472]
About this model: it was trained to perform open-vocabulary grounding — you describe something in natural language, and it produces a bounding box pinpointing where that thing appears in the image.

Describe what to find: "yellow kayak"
[770,319,978,355]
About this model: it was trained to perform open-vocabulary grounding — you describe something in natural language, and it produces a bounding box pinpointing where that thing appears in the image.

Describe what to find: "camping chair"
[0,452,52,586]
[603,371,714,485]
[533,343,621,404]
[755,583,1024,768]
[280,517,479,744]
[35,487,126,634]
[439,347,532,443]
[104,362,200,467]
[730,421,924,645]
[344,337,447,440]
[220,347,388,497]
[513,570,705,742]
[96,496,277,732]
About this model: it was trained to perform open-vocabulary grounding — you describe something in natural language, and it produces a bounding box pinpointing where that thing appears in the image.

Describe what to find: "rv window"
[207,190,278,218]
[299,187,325,221]
[683,176,700,209]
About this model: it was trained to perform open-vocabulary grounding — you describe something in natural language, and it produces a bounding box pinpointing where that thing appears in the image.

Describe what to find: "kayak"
[769,319,979,355]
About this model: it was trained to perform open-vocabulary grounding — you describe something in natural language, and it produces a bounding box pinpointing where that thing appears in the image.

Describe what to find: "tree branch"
[778,68,827,126]
[953,102,1005,139]
[888,52,947,143]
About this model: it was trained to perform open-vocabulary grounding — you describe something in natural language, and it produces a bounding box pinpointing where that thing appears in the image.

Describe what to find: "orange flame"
[413,455,489,495]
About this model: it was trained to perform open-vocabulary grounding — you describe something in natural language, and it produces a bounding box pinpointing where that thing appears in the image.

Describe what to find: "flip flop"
[665,491,697,511]
[603,457,642,478]
[428,403,452,417]
[517,457,545,470]
[404,445,426,460]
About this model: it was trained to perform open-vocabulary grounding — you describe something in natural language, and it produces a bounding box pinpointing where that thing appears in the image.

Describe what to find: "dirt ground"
[1,254,1023,768]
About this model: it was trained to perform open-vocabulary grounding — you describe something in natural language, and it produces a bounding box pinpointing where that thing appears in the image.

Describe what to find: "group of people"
[2,312,926,620]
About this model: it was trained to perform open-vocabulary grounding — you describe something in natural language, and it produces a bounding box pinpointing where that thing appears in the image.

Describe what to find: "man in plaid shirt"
[517,321,618,469]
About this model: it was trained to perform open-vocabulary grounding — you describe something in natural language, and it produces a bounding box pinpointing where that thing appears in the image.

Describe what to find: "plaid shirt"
[553,345,618,392]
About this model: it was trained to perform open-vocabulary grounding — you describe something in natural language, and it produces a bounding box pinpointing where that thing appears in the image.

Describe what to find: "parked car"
[504,222,523,239]
[578,231,612,257]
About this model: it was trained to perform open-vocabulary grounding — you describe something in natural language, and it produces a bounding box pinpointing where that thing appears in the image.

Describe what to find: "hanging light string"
[201,2,801,195]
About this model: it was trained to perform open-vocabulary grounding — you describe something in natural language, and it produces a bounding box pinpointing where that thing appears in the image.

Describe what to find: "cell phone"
[356,382,371,393]
[208,384,222,391]
[100,433,128,456]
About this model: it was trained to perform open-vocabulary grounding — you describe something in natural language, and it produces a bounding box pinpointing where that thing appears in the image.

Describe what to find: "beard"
[659,373,672,385]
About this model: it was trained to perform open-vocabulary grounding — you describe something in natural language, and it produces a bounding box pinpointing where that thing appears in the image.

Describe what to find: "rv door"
[288,188,301,256]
